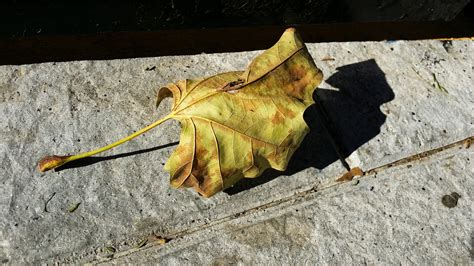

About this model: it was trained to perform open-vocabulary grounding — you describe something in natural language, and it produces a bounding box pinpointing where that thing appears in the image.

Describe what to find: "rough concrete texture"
[0,39,473,264]
[119,146,473,265]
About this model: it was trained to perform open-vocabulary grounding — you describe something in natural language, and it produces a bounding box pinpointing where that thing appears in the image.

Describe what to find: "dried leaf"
[336,167,364,182]
[157,28,323,197]
[37,28,323,198]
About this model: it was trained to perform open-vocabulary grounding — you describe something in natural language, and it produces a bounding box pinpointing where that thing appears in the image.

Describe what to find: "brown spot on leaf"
[182,173,199,188]
[173,145,188,159]
[170,161,192,188]
[286,65,310,99]
[271,112,285,124]
[278,105,297,119]
[191,165,207,184]
[245,150,254,163]
[194,142,209,160]
[291,65,306,80]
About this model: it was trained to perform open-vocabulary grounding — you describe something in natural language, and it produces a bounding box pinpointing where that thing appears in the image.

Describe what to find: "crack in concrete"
[89,135,473,264]
[364,136,473,176]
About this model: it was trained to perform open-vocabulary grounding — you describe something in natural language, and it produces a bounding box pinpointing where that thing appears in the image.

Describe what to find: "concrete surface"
[119,145,473,265]
[0,39,473,264]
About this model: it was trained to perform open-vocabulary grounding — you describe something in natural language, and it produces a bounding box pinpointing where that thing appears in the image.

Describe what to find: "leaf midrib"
[171,45,304,115]
[172,114,292,148]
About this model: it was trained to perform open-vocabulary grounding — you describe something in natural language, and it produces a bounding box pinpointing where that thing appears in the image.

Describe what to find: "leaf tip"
[38,155,70,172]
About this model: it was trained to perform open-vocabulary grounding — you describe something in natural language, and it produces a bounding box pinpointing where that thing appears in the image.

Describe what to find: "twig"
[44,192,56,213]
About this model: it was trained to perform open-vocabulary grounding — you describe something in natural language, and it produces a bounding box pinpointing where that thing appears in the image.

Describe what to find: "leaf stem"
[38,114,173,172]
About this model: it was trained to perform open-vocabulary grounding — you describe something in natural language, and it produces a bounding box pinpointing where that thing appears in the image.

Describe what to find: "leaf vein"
[174,115,282,147]
[209,121,224,191]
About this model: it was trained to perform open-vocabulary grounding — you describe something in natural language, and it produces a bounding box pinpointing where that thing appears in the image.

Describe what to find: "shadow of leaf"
[56,142,178,171]
[224,59,395,195]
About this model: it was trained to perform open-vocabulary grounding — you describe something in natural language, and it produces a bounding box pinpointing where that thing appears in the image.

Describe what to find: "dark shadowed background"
[0,0,473,65]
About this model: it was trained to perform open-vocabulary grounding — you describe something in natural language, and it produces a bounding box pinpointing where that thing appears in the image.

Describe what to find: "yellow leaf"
[157,28,323,197]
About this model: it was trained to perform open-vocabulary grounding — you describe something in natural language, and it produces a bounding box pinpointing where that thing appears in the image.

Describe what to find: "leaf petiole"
[38,114,173,172]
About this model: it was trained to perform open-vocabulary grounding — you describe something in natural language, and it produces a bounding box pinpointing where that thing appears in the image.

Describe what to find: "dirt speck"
[441,192,461,208]
[321,56,335,61]
[463,138,471,149]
